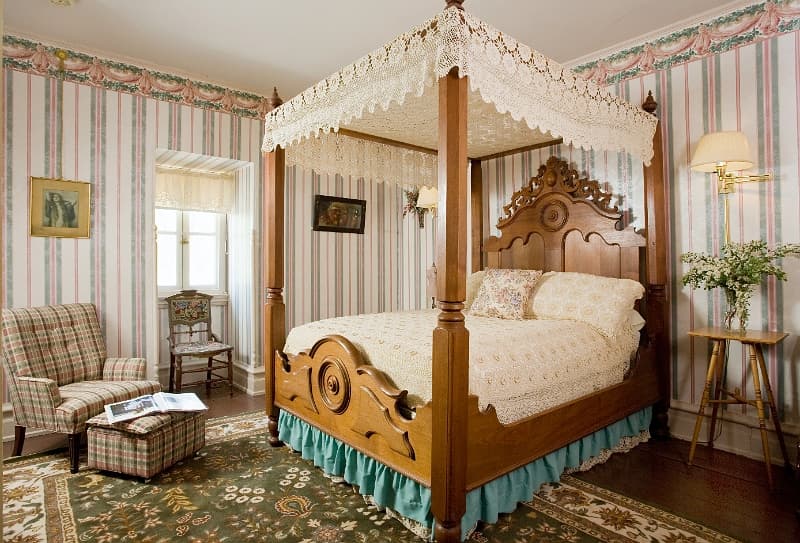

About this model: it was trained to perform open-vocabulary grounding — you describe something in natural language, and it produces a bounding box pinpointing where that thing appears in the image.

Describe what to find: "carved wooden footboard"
[275,335,435,486]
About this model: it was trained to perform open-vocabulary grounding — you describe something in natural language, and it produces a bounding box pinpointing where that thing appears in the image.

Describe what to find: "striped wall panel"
[2,68,265,380]
[284,166,435,330]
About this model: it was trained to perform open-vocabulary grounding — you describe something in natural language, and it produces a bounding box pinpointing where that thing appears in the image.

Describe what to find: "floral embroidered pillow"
[528,271,645,336]
[469,269,543,320]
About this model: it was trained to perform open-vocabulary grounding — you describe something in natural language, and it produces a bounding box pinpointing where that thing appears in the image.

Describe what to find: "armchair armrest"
[14,376,62,429]
[103,357,148,381]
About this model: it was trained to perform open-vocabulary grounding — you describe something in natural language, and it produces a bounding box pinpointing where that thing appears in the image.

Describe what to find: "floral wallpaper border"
[2,35,272,119]
[573,0,800,85]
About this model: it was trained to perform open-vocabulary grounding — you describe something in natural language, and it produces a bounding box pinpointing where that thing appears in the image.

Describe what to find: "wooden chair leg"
[206,356,213,396]
[12,425,26,456]
[227,350,234,396]
[168,353,176,393]
[68,433,81,473]
[175,355,183,393]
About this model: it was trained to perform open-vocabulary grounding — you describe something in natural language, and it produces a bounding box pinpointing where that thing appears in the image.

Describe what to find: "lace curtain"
[287,132,438,187]
[155,168,235,212]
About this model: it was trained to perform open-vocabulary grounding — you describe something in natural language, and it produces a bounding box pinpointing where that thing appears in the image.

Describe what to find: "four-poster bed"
[261,2,669,541]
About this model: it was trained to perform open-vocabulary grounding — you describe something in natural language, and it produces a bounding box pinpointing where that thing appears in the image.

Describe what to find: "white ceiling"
[5,0,751,100]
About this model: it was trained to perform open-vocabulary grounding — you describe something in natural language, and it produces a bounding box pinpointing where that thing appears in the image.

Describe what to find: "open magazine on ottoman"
[104,392,208,423]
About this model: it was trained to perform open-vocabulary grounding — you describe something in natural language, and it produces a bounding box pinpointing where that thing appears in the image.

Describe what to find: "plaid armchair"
[1,303,161,472]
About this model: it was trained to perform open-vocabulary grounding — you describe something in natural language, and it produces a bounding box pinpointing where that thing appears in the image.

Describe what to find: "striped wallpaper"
[486,27,800,445]
[2,66,265,381]
[284,166,435,331]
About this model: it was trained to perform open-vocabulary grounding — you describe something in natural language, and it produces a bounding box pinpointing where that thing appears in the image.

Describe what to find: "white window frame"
[156,208,228,297]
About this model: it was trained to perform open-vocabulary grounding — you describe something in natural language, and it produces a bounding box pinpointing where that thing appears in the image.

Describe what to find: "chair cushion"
[173,341,232,355]
[55,380,161,434]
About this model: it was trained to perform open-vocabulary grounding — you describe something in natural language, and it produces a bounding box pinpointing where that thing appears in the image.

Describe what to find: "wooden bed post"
[470,159,483,272]
[432,65,469,542]
[642,91,670,439]
[264,87,286,446]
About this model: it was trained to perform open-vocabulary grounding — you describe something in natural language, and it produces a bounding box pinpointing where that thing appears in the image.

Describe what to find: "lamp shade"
[417,185,438,209]
[690,131,754,173]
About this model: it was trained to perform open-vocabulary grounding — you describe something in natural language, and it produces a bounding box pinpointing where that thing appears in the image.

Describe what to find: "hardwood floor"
[574,437,799,543]
[4,392,798,542]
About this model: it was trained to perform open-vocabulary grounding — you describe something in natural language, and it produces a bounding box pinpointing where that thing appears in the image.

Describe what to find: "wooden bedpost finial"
[269,87,283,110]
[642,90,657,115]
[445,0,465,10]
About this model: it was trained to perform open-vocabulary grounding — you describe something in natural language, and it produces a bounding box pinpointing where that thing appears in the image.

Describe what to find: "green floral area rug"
[3,411,738,543]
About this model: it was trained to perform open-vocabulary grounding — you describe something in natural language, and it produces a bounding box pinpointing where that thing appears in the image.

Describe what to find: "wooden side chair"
[165,290,233,396]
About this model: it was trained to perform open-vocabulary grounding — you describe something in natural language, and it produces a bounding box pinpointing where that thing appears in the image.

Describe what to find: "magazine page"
[105,395,158,423]
[152,392,208,412]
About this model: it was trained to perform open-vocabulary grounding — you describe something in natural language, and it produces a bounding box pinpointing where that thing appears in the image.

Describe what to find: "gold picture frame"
[29,177,91,238]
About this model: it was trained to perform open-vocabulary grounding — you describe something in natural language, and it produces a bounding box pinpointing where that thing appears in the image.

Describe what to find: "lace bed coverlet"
[283,310,640,424]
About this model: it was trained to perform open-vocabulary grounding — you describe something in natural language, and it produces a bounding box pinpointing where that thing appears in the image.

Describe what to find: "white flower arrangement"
[681,240,800,330]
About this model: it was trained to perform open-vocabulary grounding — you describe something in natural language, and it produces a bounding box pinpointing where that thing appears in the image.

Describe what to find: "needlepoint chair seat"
[165,290,234,396]
[173,341,231,355]
[1,303,161,473]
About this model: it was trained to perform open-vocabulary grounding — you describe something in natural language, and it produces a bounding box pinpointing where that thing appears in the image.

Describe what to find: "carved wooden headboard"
[485,156,646,281]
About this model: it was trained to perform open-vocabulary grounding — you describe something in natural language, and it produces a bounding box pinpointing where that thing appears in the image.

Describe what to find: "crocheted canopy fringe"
[263,7,657,173]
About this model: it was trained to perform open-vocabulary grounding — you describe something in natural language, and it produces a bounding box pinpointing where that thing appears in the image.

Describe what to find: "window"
[156,208,227,294]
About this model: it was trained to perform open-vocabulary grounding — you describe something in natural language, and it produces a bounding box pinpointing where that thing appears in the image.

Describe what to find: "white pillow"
[464,270,486,310]
[469,269,543,320]
[627,309,646,332]
[528,271,645,337]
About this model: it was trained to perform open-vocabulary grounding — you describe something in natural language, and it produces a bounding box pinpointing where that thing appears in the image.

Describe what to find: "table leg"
[689,339,722,466]
[708,339,727,446]
[754,344,791,468]
[748,345,773,489]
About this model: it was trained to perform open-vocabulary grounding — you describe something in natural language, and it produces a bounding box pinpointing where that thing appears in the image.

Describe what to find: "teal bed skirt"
[278,406,652,540]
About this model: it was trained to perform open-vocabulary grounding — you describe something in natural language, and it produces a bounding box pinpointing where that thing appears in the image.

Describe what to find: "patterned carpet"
[3,411,739,543]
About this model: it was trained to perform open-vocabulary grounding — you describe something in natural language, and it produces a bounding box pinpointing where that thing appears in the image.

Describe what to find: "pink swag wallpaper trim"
[2,35,272,119]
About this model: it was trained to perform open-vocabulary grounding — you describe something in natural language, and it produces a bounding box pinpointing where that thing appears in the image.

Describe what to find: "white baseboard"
[668,400,799,465]
[155,358,265,396]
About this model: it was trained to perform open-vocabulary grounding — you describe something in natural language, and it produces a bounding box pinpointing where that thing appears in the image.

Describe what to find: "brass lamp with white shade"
[417,185,439,308]
[689,131,772,244]
[416,185,438,210]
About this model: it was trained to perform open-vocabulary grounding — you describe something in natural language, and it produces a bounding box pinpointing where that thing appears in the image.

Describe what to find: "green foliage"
[681,240,800,328]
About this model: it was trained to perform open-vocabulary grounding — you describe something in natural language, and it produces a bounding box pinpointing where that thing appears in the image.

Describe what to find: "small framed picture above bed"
[312,194,366,234]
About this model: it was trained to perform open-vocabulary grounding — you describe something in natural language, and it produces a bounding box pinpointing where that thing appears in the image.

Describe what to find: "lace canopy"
[263,7,657,184]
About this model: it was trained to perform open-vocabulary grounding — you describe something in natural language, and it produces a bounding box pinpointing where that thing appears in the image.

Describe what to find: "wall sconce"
[426,263,437,309]
[690,131,772,244]
[416,185,438,211]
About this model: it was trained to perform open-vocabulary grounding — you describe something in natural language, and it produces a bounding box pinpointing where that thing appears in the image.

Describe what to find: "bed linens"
[283,310,640,424]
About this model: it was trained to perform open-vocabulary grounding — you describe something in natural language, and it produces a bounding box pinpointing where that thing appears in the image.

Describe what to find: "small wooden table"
[687,327,790,488]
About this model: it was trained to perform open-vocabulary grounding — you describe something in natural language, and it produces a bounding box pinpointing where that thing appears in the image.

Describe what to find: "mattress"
[283,309,641,424]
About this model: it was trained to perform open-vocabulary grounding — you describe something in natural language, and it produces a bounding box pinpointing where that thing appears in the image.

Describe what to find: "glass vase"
[722,287,751,332]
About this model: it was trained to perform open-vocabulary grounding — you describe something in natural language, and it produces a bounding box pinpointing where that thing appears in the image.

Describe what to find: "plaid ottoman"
[86,411,205,479]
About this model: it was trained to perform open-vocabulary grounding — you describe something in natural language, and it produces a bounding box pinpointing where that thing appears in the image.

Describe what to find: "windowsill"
[157,292,229,304]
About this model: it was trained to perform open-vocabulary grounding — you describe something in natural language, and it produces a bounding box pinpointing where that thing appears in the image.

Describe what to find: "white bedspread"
[283,310,640,424]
